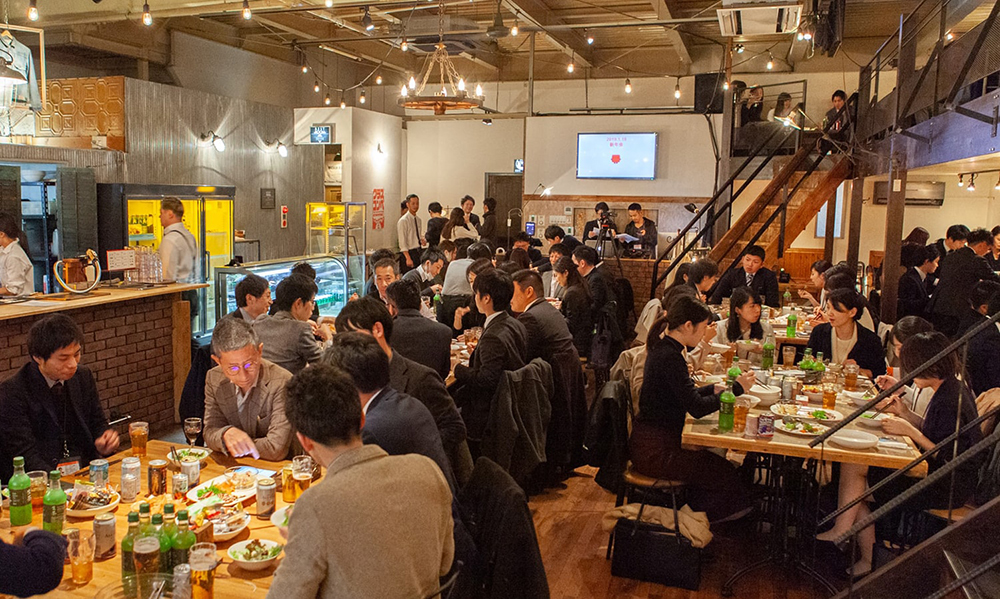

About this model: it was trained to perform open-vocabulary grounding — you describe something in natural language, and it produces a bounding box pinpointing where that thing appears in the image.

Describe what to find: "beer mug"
[189,542,218,599]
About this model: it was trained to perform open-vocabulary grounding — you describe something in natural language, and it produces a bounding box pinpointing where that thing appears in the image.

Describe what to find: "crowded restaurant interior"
[1,0,1000,597]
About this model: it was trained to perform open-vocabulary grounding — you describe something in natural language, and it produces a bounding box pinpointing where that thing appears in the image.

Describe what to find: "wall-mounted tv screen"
[576,132,657,180]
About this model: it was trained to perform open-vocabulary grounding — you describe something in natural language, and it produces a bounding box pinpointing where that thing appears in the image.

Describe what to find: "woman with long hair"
[715,287,773,353]
[0,211,33,295]
[799,259,833,308]
[767,92,793,122]
[553,256,593,357]
[806,288,886,378]
[666,262,691,289]
[442,207,477,241]
[506,247,531,270]
[631,295,756,522]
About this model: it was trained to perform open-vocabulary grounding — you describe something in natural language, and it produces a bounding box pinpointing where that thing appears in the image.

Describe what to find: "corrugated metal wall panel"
[0,145,124,182]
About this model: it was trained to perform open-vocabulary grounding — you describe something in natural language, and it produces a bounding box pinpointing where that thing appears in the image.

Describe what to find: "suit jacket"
[453,311,527,440]
[203,359,294,461]
[479,212,498,246]
[226,307,253,322]
[389,353,472,485]
[929,246,1000,318]
[400,268,437,299]
[540,270,565,300]
[518,299,576,364]
[0,362,111,480]
[897,268,928,318]
[390,308,452,379]
[253,311,323,374]
[806,322,887,378]
[966,312,1000,396]
[363,387,456,490]
[426,216,448,247]
[267,445,454,599]
[585,265,616,312]
[709,266,781,307]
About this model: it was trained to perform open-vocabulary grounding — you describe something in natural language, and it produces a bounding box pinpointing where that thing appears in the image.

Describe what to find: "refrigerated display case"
[214,255,350,322]
[97,184,236,335]
[306,201,366,296]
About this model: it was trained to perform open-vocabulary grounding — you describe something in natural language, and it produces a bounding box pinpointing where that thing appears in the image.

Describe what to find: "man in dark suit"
[335,297,473,486]
[386,280,452,379]
[479,198,499,248]
[228,273,271,322]
[510,270,576,362]
[929,228,1000,337]
[582,202,615,244]
[543,225,582,254]
[709,244,780,307]
[512,232,543,264]
[0,314,120,480]
[968,292,1000,396]
[572,245,616,309]
[897,244,938,319]
[363,249,397,299]
[451,269,527,447]
[400,248,445,298]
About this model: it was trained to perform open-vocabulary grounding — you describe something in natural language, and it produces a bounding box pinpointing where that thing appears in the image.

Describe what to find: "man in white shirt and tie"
[397,194,426,273]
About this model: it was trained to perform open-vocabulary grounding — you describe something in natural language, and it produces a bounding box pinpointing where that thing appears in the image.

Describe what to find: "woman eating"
[799,259,832,308]
[452,258,494,333]
[715,287,773,351]
[806,288,886,378]
[553,256,593,358]
[818,332,983,577]
[630,295,756,523]
[442,207,477,242]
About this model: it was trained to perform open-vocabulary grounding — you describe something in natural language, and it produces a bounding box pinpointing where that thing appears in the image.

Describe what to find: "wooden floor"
[529,466,848,599]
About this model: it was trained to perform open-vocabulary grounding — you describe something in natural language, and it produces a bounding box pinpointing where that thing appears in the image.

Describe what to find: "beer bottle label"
[9,487,29,507]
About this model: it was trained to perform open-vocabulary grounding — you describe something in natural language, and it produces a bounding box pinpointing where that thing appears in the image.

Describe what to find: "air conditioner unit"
[717,1,801,36]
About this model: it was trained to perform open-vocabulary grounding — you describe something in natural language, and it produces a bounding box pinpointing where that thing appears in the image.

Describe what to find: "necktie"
[414,215,420,248]
[746,272,754,287]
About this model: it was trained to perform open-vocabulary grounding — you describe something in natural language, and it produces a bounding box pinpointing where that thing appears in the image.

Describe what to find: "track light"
[314,81,320,93]
[624,78,631,94]
[958,174,964,187]
[510,19,519,36]
[586,30,594,44]
[400,37,408,52]
[968,174,976,192]
[324,94,331,105]
[242,0,252,20]
[400,84,408,97]
[359,89,366,104]
[142,2,152,26]
[199,131,225,152]
[375,74,382,85]
[362,6,374,31]
[408,76,416,89]
[674,80,681,99]
[735,43,745,54]
[27,0,38,21]
[766,53,774,70]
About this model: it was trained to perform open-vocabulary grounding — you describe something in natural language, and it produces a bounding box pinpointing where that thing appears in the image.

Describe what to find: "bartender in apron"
[158,198,199,316]
[0,211,34,295]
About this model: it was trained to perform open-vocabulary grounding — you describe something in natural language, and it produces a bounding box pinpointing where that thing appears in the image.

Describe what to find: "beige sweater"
[267,445,454,599]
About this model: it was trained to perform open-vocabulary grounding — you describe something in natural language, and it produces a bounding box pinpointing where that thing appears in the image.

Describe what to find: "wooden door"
[484,173,523,249]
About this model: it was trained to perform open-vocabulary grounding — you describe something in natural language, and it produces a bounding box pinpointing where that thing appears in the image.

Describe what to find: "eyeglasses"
[225,360,259,376]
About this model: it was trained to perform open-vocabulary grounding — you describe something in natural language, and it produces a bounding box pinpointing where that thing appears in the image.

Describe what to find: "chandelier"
[398,0,484,114]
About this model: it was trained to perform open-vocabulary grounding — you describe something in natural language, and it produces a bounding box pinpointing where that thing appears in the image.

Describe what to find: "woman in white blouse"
[0,212,33,296]
[715,287,773,358]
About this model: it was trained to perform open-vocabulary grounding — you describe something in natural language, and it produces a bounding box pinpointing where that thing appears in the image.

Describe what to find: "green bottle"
[41,470,66,534]
[718,382,736,433]
[814,351,826,372]
[761,335,775,370]
[138,502,154,536]
[786,312,797,338]
[171,510,197,567]
[121,512,140,596]
[727,356,741,381]
[799,348,814,370]
[161,503,178,541]
[8,457,32,526]
[783,289,792,307]
[150,514,173,574]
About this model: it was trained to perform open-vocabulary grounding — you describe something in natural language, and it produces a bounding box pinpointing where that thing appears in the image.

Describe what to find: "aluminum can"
[744,413,759,438]
[781,376,796,401]
[256,477,276,519]
[94,513,116,559]
[757,412,775,438]
[121,457,141,501]
[180,458,200,487]
[148,460,168,495]
[89,459,109,488]
[172,473,189,499]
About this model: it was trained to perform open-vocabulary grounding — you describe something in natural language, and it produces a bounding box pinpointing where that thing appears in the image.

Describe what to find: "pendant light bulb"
[458,78,466,92]
[400,84,408,97]
[567,61,575,74]
[723,80,730,90]
[586,30,594,44]
[968,174,976,192]
[142,2,152,26]
[326,0,333,5]
[735,43,745,54]
[766,53,774,70]
[401,37,408,52]
[340,97,347,109]
[475,83,483,97]
[314,81,320,93]
[510,19,519,36]
[408,76,416,90]
[242,0,252,20]
[27,0,38,21]
[624,78,631,94]
[376,74,382,85]
[277,142,288,158]
[212,135,226,153]
[362,7,374,31]
[359,89,366,104]
[958,174,964,187]
[324,94,332,105]
[674,83,681,99]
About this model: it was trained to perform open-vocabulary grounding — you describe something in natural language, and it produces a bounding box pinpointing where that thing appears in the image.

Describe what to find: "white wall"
[405,119,524,209]
[523,114,718,198]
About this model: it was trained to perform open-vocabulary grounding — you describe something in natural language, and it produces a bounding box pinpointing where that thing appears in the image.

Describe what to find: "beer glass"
[190,543,218,599]
[292,456,313,500]
[28,471,47,513]
[133,536,161,597]
[129,422,149,457]
[69,530,96,584]
[843,364,860,391]
[281,465,296,503]
[782,346,797,368]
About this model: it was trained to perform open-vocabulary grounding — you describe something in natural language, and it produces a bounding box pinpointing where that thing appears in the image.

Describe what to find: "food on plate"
[232,539,283,562]
[196,480,237,501]
[771,404,799,416]
[802,385,822,394]
[225,467,257,491]
[131,494,175,515]
[173,448,210,461]
[70,486,117,510]
[193,502,248,535]
[810,410,831,420]
[780,420,828,435]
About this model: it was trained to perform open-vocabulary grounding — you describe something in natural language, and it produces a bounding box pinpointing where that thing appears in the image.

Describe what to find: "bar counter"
[0,283,207,435]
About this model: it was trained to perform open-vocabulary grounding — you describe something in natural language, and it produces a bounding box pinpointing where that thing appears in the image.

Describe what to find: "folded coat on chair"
[601,503,713,548]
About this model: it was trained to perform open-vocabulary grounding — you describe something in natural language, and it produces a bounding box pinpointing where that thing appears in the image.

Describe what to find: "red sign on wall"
[372,188,385,230]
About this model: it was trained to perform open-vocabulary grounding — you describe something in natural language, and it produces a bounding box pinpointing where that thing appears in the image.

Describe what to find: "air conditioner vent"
[717,2,801,36]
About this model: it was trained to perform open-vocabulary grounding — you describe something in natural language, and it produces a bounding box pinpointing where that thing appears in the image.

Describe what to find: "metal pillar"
[823,189,837,263]
[528,33,535,116]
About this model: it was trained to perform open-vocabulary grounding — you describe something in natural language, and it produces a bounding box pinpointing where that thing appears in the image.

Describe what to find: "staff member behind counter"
[158,198,199,313]
[0,212,33,296]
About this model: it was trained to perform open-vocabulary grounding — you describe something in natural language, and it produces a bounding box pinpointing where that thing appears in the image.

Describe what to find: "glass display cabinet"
[306,202,366,294]
[214,255,350,322]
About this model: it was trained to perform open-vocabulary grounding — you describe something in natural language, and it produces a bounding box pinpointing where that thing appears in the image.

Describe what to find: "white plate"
[858,411,890,428]
[186,466,273,503]
[270,505,293,534]
[775,419,830,437]
[67,492,121,518]
[828,430,879,450]
[214,512,251,541]
[770,405,844,422]
[228,539,283,571]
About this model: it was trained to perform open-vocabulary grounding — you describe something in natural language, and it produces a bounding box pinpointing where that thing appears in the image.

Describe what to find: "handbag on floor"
[610,518,701,590]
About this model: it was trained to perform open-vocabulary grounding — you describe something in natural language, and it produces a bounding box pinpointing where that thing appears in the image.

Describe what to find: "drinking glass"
[843,364,860,391]
[69,530,96,584]
[133,536,161,597]
[822,381,841,411]
[129,422,149,457]
[28,470,47,513]
[782,346,797,368]
[733,396,751,433]
[183,418,203,446]
[189,543,218,599]
[291,456,313,501]
[281,465,296,503]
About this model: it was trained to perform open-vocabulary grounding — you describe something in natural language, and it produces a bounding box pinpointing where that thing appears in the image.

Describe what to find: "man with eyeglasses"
[254,273,331,374]
[204,317,294,461]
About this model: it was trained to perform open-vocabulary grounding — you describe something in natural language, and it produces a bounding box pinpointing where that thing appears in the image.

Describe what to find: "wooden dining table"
[0,440,296,598]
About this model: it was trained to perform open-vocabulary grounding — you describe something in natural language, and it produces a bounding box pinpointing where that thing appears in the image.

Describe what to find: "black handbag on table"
[610,518,702,590]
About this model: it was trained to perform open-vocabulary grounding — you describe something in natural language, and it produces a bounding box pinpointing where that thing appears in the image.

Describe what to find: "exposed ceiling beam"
[41,29,169,63]
[500,0,594,66]
[647,0,691,66]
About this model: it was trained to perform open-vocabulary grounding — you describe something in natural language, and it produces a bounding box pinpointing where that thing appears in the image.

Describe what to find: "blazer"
[929,246,1000,318]
[203,359,294,461]
[0,362,111,480]
[426,216,448,247]
[806,322,887,377]
[363,387,456,490]
[400,267,436,297]
[479,212,498,246]
[266,445,454,599]
[518,299,576,364]
[897,267,928,318]
[709,266,781,308]
[561,284,594,358]
[226,307,254,322]
[453,311,527,440]
[253,311,324,374]
[390,308,453,379]
[585,266,617,313]
[966,312,1000,396]
[389,353,472,484]
[0,531,66,597]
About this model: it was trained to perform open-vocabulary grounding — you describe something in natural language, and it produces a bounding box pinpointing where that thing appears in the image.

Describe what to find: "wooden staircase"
[709,149,853,270]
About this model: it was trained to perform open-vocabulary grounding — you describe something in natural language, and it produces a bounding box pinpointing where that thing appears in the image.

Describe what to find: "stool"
[607,463,686,559]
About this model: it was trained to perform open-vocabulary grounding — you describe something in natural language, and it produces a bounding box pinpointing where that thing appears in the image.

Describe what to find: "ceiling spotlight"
[408,75,416,89]
[362,6,374,31]
[242,0,252,20]
[359,89,366,104]
[674,80,681,99]
[683,202,698,213]
[326,0,333,6]
[314,81,320,93]
[624,78,632,94]
[482,118,493,125]
[340,97,347,108]
[324,94,331,105]
[586,30,594,44]
[200,131,225,152]
[400,84,408,97]
[735,43,745,54]
[375,74,382,85]
[475,83,483,97]
[968,174,976,192]
[400,37,408,52]
[142,2,152,26]
[766,53,774,70]
[510,19,519,36]
[958,174,964,187]
[27,0,38,21]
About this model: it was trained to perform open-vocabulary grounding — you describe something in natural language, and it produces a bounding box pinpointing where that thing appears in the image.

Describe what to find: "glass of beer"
[281,465,296,503]
[782,346,797,368]
[69,530,96,584]
[190,543,218,599]
[843,364,859,391]
[133,536,161,597]
[733,396,751,433]
[129,422,149,457]
[292,456,313,500]
[28,471,47,513]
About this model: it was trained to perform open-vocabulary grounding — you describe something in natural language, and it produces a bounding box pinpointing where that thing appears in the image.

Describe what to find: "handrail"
[862,0,934,71]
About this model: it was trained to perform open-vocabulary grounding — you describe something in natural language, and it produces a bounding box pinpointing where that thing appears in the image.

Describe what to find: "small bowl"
[749,384,781,407]
[802,389,824,404]
[228,539,283,571]
[708,343,732,354]
[842,390,871,407]
[737,394,761,409]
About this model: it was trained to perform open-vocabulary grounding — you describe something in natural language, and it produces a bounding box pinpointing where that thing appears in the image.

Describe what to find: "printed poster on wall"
[372,188,385,230]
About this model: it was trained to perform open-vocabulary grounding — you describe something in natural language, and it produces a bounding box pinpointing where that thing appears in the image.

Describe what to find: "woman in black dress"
[553,256,593,358]
[630,295,757,522]
[818,331,983,577]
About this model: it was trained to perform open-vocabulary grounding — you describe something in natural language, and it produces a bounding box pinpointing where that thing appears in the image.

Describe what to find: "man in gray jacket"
[253,273,331,374]
[268,363,453,599]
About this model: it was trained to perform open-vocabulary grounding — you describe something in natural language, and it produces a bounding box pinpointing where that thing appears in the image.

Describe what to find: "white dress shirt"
[0,240,33,295]
[483,311,502,331]
[397,211,423,251]
[159,222,198,282]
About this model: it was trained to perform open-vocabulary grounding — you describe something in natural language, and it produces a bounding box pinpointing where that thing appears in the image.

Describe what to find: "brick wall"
[616,258,667,316]
[0,293,180,436]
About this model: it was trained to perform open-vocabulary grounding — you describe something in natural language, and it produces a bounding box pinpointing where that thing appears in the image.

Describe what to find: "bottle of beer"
[41,470,66,535]
[171,510,196,567]
[162,503,178,541]
[718,381,736,433]
[121,512,140,594]
[8,457,32,526]
[761,335,775,370]
[151,514,173,573]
